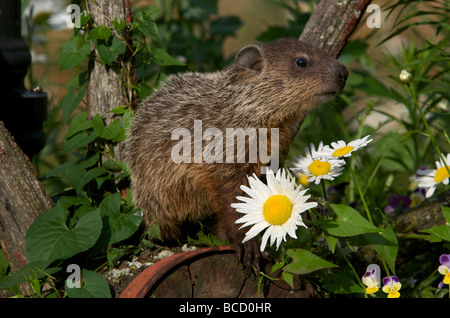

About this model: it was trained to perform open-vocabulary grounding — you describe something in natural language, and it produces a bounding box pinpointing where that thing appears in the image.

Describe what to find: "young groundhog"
[125,38,348,265]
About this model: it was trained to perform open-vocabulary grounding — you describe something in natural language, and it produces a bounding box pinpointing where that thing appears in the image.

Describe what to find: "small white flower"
[291,142,345,185]
[231,169,317,252]
[415,153,450,198]
[317,135,373,159]
[399,69,413,84]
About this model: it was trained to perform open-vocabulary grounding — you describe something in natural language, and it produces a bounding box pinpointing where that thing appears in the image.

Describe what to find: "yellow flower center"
[332,145,354,157]
[309,160,331,176]
[263,195,292,225]
[434,166,450,183]
[297,173,310,186]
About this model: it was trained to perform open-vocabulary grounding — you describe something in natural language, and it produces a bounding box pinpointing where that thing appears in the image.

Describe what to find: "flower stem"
[336,245,365,291]
[321,180,327,202]
[380,258,391,277]
[406,83,450,177]
[348,163,373,224]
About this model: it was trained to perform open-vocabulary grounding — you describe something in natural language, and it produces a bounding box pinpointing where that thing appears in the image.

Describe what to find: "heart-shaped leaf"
[284,248,337,275]
[26,201,102,264]
[65,269,111,298]
[321,204,380,237]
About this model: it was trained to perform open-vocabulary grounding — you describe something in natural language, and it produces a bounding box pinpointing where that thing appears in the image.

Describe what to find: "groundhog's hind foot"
[236,240,270,270]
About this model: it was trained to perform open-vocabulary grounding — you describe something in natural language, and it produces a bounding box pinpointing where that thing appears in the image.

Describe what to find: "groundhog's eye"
[294,57,308,68]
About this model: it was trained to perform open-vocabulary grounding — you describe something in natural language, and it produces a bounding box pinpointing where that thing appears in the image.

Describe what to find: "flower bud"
[399,69,412,84]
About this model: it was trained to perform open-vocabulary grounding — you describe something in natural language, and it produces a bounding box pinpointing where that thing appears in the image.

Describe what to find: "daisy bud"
[399,69,413,84]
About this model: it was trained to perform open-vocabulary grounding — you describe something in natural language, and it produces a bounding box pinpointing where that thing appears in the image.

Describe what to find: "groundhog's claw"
[237,240,270,270]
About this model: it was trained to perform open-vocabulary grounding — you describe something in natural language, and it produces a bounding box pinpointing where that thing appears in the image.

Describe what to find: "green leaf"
[102,159,126,172]
[0,249,8,280]
[105,207,143,245]
[59,38,90,71]
[0,262,60,289]
[70,167,108,193]
[152,47,184,66]
[44,160,77,178]
[112,18,126,33]
[282,272,294,289]
[108,106,127,115]
[283,249,338,275]
[97,193,143,246]
[111,37,126,57]
[321,204,380,237]
[271,260,285,273]
[138,82,153,99]
[104,119,121,139]
[60,131,96,154]
[62,86,86,124]
[91,114,106,138]
[26,202,103,264]
[87,25,112,42]
[66,112,92,138]
[321,272,365,294]
[65,269,111,298]
[66,71,89,89]
[96,37,126,65]
[442,206,450,223]
[363,225,398,274]
[103,118,124,141]
[135,12,159,38]
[326,235,338,253]
[122,109,132,133]
[422,225,450,242]
[106,247,128,268]
[59,196,92,210]
[96,42,115,65]
[72,152,100,171]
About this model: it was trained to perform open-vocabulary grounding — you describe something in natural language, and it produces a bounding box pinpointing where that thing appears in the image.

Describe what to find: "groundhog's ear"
[234,45,263,73]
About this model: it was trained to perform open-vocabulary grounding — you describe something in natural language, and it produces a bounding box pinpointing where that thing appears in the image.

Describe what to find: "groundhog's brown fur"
[125,38,348,264]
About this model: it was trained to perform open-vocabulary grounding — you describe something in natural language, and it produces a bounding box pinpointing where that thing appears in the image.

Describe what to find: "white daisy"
[231,169,318,252]
[318,135,373,159]
[415,153,450,198]
[291,142,346,185]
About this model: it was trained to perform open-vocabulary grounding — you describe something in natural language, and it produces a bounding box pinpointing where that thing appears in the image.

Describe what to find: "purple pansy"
[438,254,450,285]
[382,276,401,298]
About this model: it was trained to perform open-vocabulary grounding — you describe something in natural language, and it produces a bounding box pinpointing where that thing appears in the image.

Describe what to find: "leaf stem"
[347,163,373,224]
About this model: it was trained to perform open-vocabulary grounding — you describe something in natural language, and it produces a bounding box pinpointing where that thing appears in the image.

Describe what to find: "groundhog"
[125,38,348,265]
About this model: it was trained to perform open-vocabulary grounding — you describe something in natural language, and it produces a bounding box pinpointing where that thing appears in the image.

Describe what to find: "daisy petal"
[232,168,317,252]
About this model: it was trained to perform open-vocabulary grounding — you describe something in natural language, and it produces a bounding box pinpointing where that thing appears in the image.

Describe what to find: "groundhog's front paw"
[236,240,270,270]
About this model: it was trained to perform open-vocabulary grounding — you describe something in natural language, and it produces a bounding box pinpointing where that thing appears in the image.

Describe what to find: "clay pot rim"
[119,245,236,298]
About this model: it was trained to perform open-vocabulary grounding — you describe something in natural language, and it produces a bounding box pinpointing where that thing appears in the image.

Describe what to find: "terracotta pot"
[119,245,236,298]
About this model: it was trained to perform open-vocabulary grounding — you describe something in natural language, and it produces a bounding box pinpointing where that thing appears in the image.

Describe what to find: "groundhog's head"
[232,38,348,124]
